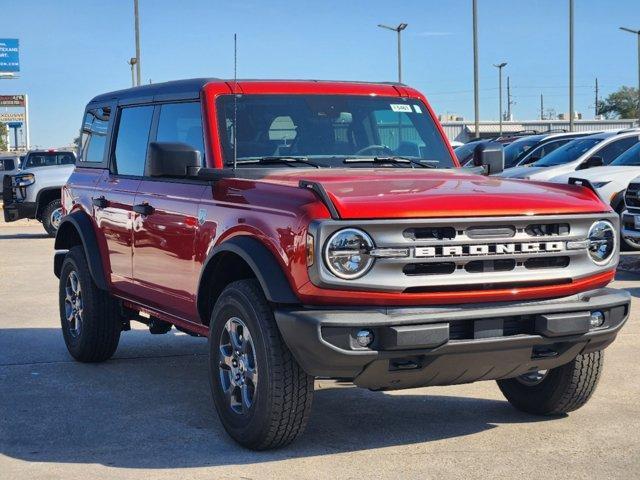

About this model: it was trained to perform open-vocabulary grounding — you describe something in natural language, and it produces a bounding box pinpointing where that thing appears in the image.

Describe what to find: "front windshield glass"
[532,138,603,167]
[216,95,455,168]
[610,142,640,166]
[454,142,480,165]
[503,136,543,168]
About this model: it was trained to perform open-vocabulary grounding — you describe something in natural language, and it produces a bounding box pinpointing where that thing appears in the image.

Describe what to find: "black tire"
[615,201,640,251]
[497,351,604,415]
[59,245,121,362]
[42,198,62,237]
[208,279,314,450]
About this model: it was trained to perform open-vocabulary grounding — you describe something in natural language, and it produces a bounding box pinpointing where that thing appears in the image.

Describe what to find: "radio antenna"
[233,33,238,171]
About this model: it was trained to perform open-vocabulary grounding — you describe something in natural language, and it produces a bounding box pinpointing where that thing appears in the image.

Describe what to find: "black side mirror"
[473,141,504,175]
[146,142,202,177]
[578,155,604,170]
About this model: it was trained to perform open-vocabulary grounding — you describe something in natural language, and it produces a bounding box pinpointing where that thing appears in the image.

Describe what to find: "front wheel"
[208,279,314,450]
[42,198,63,237]
[497,351,604,415]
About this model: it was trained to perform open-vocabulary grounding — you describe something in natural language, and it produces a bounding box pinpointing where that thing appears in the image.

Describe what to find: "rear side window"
[156,102,205,157]
[80,107,111,164]
[23,152,75,168]
[0,158,15,171]
[113,106,154,176]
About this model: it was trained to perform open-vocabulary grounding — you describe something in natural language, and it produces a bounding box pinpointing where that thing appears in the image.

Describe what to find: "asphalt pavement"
[1,222,639,479]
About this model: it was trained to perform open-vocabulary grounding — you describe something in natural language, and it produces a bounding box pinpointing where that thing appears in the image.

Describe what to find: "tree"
[0,123,7,151]
[598,86,639,119]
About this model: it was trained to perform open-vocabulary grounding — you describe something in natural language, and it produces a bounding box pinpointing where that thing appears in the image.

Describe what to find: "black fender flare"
[610,189,626,214]
[53,210,109,290]
[198,236,299,311]
[35,186,62,218]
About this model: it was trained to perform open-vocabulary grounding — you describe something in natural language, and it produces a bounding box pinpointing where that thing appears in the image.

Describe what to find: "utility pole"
[377,23,408,83]
[595,77,599,118]
[620,27,640,124]
[569,0,575,131]
[493,62,507,135]
[506,75,512,120]
[133,0,142,86]
[472,0,480,139]
[540,93,544,120]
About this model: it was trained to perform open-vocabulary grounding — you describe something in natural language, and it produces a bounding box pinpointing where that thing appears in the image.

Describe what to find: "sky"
[1,0,640,147]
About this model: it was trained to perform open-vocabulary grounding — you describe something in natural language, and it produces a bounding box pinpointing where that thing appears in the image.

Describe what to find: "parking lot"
[0,221,639,479]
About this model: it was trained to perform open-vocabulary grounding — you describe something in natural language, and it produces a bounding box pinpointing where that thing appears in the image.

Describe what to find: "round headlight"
[323,228,374,279]
[587,220,616,265]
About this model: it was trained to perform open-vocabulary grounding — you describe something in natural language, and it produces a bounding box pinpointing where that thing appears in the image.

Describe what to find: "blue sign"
[0,39,20,73]
[8,122,23,129]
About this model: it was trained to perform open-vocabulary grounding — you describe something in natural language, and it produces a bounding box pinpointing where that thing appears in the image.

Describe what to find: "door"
[93,104,154,295]
[132,101,207,319]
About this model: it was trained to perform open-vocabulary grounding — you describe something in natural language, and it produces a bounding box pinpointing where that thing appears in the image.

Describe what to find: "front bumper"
[622,210,640,244]
[274,287,630,390]
[2,200,36,222]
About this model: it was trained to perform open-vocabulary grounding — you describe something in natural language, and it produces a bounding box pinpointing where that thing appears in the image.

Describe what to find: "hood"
[499,166,545,179]
[253,168,608,219]
[550,165,640,183]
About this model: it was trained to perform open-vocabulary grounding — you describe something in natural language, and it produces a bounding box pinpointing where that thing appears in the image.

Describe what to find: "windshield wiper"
[234,156,322,168]
[343,156,435,168]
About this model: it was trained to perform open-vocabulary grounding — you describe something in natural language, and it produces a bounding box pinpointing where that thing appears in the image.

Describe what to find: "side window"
[596,137,640,164]
[539,139,567,157]
[113,106,154,176]
[80,107,111,164]
[156,102,205,156]
[0,158,15,171]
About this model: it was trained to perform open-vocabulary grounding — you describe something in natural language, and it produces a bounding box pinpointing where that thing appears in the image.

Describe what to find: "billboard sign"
[0,95,25,107]
[0,112,26,123]
[7,122,23,129]
[0,39,20,72]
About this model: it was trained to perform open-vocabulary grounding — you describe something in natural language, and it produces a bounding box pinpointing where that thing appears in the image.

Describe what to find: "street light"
[620,26,640,125]
[472,0,480,139]
[569,0,574,131]
[377,23,408,83]
[133,0,142,86]
[493,62,507,135]
[127,57,137,87]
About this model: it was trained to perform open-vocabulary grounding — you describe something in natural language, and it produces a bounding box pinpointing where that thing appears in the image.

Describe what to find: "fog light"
[589,311,605,328]
[356,329,374,347]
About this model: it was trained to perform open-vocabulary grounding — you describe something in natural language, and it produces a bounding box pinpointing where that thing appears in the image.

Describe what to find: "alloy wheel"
[64,270,83,337]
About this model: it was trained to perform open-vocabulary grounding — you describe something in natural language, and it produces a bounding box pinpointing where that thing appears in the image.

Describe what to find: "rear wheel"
[208,279,314,450]
[497,351,604,415]
[42,198,63,237]
[59,246,121,362]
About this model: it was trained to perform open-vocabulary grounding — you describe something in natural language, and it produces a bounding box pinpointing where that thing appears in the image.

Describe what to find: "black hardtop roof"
[88,78,405,105]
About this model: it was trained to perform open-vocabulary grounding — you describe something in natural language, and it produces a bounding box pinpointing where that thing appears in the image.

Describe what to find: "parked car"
[0,153,22,193]
[2,149,76,236]
[622,177,640,248]
[54,78,628,450]
[500,130,640,180]
[507,131,601,169]
[549,141,640,250]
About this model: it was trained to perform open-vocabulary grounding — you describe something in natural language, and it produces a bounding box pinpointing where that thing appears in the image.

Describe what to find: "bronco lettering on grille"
[414,241,565,258]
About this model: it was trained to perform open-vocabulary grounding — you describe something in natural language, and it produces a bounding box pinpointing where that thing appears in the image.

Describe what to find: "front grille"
[625,183,640,212]
[2,175,14,203]
[310,213,618,293]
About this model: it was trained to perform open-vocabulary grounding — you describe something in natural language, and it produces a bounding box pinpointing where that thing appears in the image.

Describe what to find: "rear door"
[131,101,207,319]
[93,104,154,295]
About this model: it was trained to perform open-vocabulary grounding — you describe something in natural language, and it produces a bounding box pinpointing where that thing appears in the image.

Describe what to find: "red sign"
[0,95,25,107]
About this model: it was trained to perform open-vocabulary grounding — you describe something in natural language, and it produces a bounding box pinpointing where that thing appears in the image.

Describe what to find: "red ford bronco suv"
[54,78,629,450]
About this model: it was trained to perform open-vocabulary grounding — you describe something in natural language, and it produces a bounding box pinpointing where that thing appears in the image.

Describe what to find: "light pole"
[377,23,408,83]
[472,0,480,139]
[620,27,640,124]
[493,62,507,135]
[569,0,574,131]
[127,57,137,87]
[133,0,142,86]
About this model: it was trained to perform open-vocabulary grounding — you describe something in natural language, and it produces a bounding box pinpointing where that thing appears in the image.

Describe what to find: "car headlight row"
[13,173,35,187]
[321,221,616,280]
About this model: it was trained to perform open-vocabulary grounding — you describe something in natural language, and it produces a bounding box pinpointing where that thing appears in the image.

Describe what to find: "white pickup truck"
[2,149,75,236]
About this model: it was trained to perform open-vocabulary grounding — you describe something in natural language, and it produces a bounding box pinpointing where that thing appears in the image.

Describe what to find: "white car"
[549,141,640,249]
[500,130,640,181]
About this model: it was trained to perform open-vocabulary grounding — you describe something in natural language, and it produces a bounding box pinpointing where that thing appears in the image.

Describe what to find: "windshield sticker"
[413,105,422,113]
[390,104,413,113]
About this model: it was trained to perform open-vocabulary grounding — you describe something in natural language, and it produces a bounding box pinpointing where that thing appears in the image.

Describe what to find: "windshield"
[23,152,75,169]
[532,138,603,167]
[610,142,640,166]
[216,95,455,168]
[454,141,482,164]
[503,136,543,168]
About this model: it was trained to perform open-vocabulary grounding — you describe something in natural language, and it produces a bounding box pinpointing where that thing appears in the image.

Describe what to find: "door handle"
[133,203,154,216]
[92,196,108,208]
